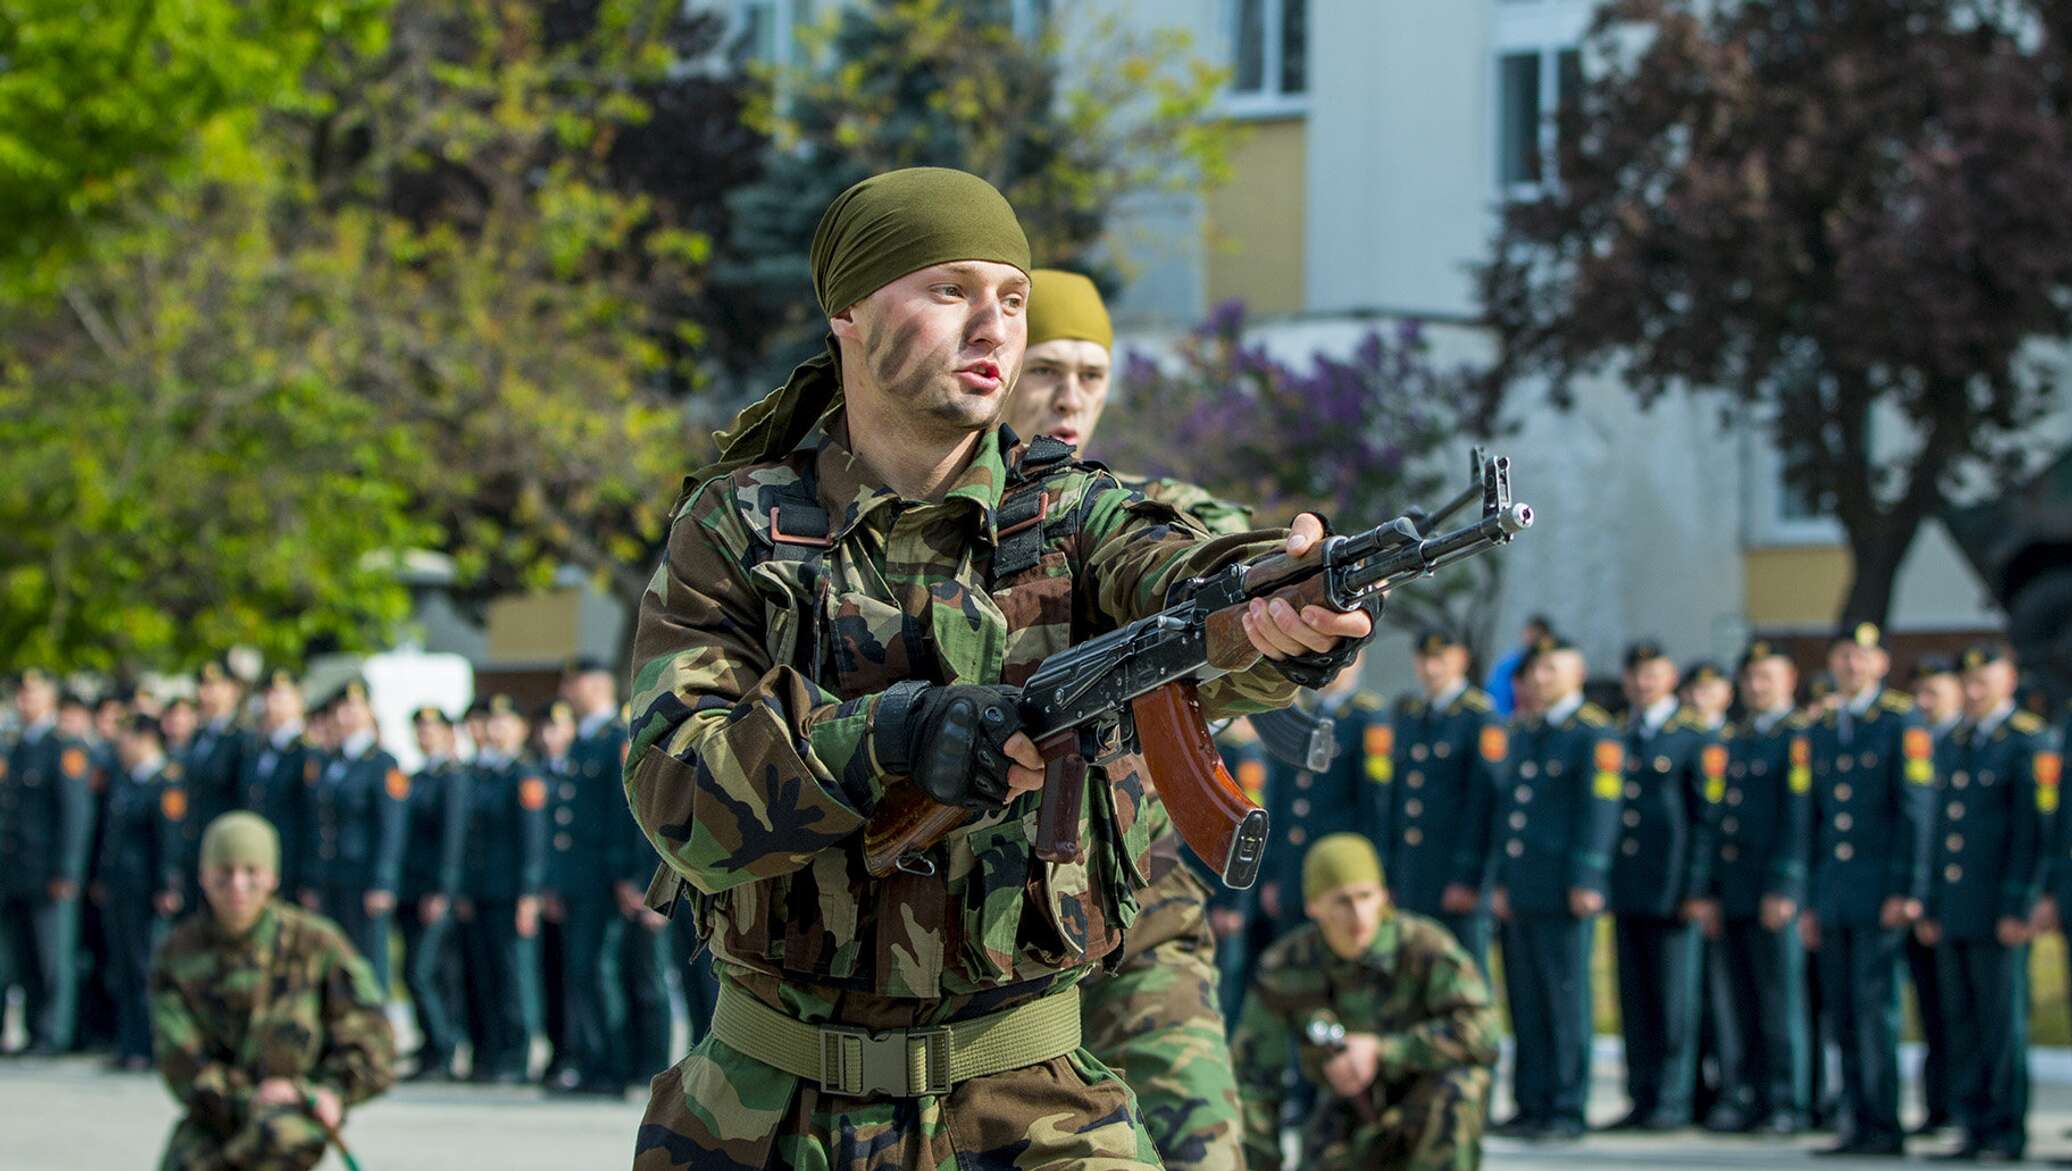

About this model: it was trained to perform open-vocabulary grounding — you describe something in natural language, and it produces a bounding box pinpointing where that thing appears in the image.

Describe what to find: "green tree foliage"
[708,0,1233,390]
[1477,0,2072,626]
[0,0,745,672]
[0,0,389,283]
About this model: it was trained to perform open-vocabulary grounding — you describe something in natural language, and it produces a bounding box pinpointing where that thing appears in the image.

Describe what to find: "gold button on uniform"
[1623,810,1641,827]
[1292,798,1311,816]
[554,832,573,850]
[1624,783,1641,800]
[1515,786,1533,803]
[1836,843,1855,861]
[1411,744,1429,762]
[1727,790,1744,806]
[1289,828,1309,846]
[1838,757,1854,773]
[1948,802,1965,821]
[1861,753,1877,769]
[1520,762,1539,780]
[1404,799,1423,817]
[1722,844,1741,862]
[1722,817,1739,834]
[1434,742,1453,759]
[1407,771,1425,788]
[1510,812,1528,829]
[1751,762,1769,777]
[1404,828,1424,846]
[1547,762,1564,777]
[1952,772,1969,789]
[1946,834,1964,852]
[1835,813,1853,831]
[1945,864,1963,883]
[1655,756,1672,773]
[1507,840,1525,858]
[1622,840,1641,856]
[1835,784,1853,801]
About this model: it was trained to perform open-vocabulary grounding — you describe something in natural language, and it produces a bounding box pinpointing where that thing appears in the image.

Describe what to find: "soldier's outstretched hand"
[1239,514,1375,661]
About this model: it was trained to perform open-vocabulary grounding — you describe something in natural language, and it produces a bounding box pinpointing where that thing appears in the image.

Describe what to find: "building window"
[1496,45,1582,193]
[732,0,815,68]
[1228,0,1308,113]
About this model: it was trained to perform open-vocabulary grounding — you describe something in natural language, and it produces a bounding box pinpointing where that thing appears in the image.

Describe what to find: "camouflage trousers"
[1080,833,1243,1171]
[634,1036,1161,1170]
[1301,1066,1489,1171]
[159,1106,328,1171]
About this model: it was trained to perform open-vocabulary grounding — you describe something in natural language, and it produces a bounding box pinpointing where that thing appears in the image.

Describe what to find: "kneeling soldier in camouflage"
[1233,833,1499,1171]
[152,813,395,1171]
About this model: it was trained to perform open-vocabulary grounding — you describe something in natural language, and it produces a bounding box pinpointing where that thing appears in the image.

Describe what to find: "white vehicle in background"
[305,650,474,772]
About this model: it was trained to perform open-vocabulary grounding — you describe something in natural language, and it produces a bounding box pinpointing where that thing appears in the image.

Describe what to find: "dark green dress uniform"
[398,753,468,1077]
[460,752,548,1081]
[1491,694,1622,1136]
[1372,685,1501,970]
[1264,689,1384,935]
[302,734,409,995]
[97,756,184,1063]
[1806,685,1934,1151]
[0,721,96,1053]
[1607,700,1723,1127]
[237,726,310,896]
[182,716,245,859]
[600,708,674,1085]
[1708,708,1811,1129]
[1925,706,2054,1159]
[545,727,630,1091]
[1906,715,1963,1134]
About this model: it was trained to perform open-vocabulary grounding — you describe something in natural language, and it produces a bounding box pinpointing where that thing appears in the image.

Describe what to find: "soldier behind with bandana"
[151,812,395,1171]
[625,167,1372,1169]
[1232,833,1498,1171]
[1000,267,1247,1171]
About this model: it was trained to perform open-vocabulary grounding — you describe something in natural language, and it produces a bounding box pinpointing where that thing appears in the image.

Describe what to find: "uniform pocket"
[823,590,919,696]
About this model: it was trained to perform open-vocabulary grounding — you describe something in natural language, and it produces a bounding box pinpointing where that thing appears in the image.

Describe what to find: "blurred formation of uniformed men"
[1262,664,1384,938]
[0,668,96,1054]
[1907,654,1965,1139]
[399,705,468,1082]
[1490,636,1621,1142]
[1704,642,1812,1135]
[1374,630,1500,972]
[1799,623,1934,1158]
[457,694,547,1084]
[299,679,408,996]
[1914,643,2055,1162]
[92,713,185,1070]
[1603,641,1723,1131]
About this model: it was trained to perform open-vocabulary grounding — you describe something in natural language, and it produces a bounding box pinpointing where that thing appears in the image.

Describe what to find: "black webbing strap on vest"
[990,434,1078,582]
[757,471,833,564]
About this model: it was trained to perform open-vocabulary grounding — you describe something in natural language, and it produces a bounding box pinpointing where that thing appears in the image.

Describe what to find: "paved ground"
[15,1048,2072,1170]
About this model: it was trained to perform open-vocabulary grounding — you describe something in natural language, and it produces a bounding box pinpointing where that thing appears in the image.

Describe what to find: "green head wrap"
[1027,269,1113,351]
[701,167,1031,479]
[200,812,281,874]
[1303,832,1385,903]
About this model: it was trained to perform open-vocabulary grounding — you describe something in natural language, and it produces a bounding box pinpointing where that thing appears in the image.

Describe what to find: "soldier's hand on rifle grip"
[872,682,1035,809]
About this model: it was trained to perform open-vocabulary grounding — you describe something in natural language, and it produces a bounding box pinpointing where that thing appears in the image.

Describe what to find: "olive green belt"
[710,983,1082,1098]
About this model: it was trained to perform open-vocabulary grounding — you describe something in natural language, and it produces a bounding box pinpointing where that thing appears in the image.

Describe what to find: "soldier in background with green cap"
[1232,833,1498,1171]
[1002,266,1249,1171]
[152,812,394,1171]
[626,166,1372,1168]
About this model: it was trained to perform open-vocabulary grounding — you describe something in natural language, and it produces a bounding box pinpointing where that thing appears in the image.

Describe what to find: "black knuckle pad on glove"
[889,683,1025,810]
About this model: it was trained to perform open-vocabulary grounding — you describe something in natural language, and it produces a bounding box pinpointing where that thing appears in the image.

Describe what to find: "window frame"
[1491,1,1594,198]
[1222,0,1310,120]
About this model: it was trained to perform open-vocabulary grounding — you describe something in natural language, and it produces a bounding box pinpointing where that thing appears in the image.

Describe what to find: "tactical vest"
[666,434,1158,995]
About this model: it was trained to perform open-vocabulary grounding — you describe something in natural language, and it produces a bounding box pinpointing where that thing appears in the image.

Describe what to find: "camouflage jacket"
[625,416,1299,1010]
[1231,912,1500,1171]
[151,902,394,1135]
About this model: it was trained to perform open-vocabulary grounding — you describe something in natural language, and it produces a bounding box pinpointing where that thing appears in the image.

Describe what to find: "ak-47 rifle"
[861,452,1534,888]
[1239,446,1499,773]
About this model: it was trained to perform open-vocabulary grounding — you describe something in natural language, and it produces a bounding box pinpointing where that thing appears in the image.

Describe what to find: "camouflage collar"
[805,411,1019,544]
[1332,912,1402,975]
